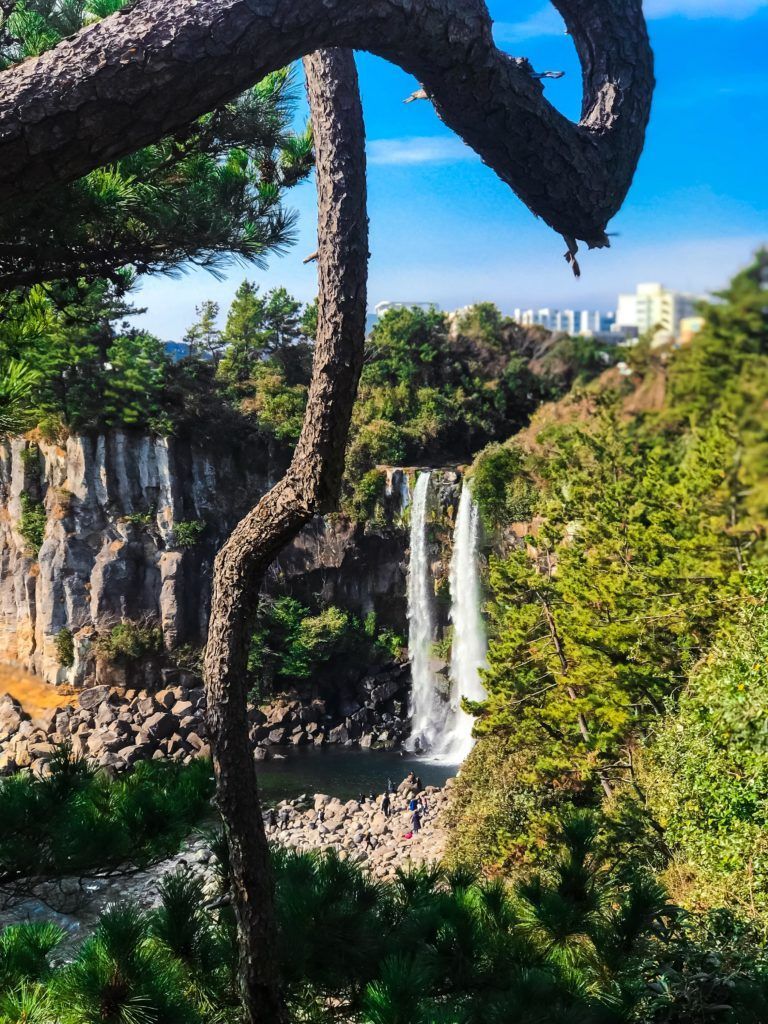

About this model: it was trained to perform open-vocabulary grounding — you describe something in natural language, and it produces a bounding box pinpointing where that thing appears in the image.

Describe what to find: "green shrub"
[18,492,46,556]
[54,628,74,668]
[248,598,403,700]
[123,506,155,527]
[471,443,536,529]
[344,466,388,522]
[643,584,768,920]
[0,751,214,878]
[172,519,206,549]
[95,620,163,663]
[444,735,555,871]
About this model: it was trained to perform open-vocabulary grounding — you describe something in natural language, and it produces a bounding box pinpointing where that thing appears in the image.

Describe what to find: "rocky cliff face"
[0,433,453,690]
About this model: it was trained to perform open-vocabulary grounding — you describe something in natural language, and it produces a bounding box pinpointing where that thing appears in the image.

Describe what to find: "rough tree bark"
[202,48,367,1024]
[0,0,653,249]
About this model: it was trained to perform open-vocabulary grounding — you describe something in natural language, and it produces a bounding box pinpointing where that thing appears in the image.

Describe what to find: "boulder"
[78,685,110,711]
[142,711,178,740]
[370,679,400,704]
[328,724,349,745]
[154,688,177,710]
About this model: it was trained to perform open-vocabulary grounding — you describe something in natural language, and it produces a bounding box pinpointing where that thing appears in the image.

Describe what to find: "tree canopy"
[0,2,313,290]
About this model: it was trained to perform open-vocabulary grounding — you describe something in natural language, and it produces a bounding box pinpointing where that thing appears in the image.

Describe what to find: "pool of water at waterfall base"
[256,747,456,804]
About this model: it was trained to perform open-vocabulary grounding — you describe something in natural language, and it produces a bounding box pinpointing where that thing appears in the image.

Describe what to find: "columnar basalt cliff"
[0,432,462,692]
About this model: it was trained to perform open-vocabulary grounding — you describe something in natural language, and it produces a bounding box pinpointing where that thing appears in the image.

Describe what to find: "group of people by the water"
[265,769,431,840]
[380,770,429,834]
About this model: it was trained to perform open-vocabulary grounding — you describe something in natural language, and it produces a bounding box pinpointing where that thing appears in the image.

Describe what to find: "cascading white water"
[406,475,487,762]
[441,484,488,761]
[398,471,411,515]
[406,472,440,752]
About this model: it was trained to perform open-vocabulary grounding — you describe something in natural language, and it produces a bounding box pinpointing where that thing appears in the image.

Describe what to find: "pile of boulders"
[0,663,413,776]
[266,781,451,882]
[252,665,410,756]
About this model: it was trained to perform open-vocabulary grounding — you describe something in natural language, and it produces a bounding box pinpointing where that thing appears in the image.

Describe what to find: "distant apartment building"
[512,307,616,338]
[615,283,699,340]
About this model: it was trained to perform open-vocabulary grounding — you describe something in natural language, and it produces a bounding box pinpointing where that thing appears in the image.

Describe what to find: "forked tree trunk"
[202,48,367,1024]
[0,0,653,248]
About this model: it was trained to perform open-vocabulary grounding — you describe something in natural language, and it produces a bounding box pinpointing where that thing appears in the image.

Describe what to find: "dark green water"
[254,748,456,804]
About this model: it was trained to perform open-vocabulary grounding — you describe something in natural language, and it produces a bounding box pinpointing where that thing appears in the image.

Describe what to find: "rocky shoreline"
[0,781,452,939]
[0,662,412,774]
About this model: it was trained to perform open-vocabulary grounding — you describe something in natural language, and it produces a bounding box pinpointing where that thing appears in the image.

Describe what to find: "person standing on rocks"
[411,807,422,834]
[279,807,290,832]
[381,792,391,818]
[398,771,416,797]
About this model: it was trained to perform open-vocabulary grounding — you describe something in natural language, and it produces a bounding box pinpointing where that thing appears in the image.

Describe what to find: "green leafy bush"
[172,519,206,549]
[471,443,536,528]
[54,628,74,668]
[248,598,403,698]
[18,492,46,556]
[123,506,155,527]
[95,620,163,663]
[344,467,387,522]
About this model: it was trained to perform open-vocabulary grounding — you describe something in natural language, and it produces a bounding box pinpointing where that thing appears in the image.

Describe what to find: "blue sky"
[134,0,768,340]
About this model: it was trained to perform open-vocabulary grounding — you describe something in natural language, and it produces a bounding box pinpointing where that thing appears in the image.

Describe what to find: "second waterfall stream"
[406,472,488,762]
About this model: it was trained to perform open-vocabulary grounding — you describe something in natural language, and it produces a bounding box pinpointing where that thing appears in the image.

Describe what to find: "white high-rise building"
[615,283,699,338]
[512,307,616,338]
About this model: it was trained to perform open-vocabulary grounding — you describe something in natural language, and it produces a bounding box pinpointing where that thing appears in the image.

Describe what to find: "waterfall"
[406,472,440,752]
[398,472,411,515]
[406,475,487,763]
[441,484,488,761]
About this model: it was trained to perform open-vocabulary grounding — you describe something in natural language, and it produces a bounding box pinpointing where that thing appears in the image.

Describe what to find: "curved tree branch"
[202,47,368,1024]
[0,0,652,247]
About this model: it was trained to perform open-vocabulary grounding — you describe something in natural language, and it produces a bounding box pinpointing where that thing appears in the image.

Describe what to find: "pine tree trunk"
[202,47,367,1024]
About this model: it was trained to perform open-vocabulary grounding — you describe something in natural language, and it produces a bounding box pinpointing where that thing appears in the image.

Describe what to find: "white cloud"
[495,0,768,41]
[367,136,477,166]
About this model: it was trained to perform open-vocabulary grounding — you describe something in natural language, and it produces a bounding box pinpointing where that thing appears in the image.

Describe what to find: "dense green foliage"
[0,358,39,437]
[171,520,206,550]
[453,253,768,885]
[248,598,404,698]
[17,492,47,555]
[53,628,74,668]
[9,813,768,1024]
[94,620,164,663]
[0,752,213,878]
[345,307,551,490]
[643,584,768,917]
[0,3,312,290]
